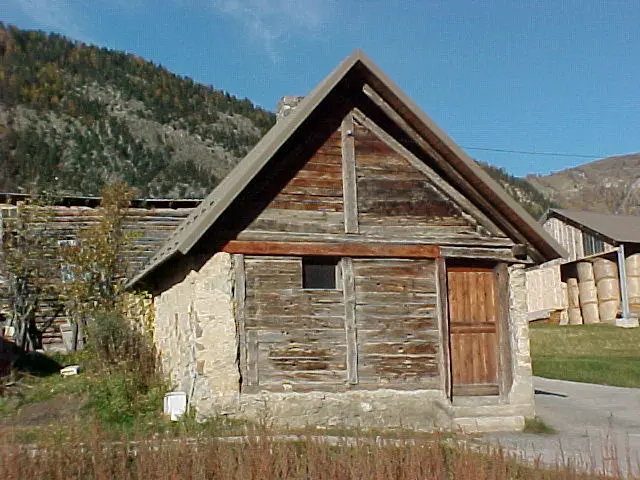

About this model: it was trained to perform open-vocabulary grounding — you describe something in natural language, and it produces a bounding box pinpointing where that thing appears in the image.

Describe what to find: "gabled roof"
[129,49,564,287]
[543,208,640,244]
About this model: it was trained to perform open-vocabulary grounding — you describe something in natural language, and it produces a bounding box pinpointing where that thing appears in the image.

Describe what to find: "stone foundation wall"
[238,390,452,431]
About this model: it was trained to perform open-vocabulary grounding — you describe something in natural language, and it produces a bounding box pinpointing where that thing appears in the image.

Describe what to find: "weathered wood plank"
[436,257,451,398]
[354,276,436,294]
[342,257,358,384]
[246,330,259,387]
[341,113,359,234]
[355,292,437,305]
[441,246,529,263]
[358,86,535,255]
[229,229,515,247]
[244,314,345,330]
[352,109,505,237]
[221,241,440,258]
[355,304,437,317]
[352,258,441,386]
[356,317,438,334]
[246,300,345,319]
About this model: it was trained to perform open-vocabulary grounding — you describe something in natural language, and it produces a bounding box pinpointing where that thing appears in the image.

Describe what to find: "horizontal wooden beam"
[450,325,496,334]
[220,240,440,258]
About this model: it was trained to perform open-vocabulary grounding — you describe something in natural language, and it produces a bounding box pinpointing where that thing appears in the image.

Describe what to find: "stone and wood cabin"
[130,50,564,432]
[0,193,198,349]
[527,208,640,327]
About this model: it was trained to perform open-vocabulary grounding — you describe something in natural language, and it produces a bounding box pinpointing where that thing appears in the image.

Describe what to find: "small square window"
[302,257,341,290]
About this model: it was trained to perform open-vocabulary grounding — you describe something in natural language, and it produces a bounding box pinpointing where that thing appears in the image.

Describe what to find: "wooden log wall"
[236,130,345,237]
[224,111,517,258]
[243,256,347,392]
[353,258,440,388]
[240,255,441,392]
[0,203,194,347]
[226,109,526,394]
[353,117,479,240]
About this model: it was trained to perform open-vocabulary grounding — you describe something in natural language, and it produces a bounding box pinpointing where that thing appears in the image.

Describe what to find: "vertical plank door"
[447,267,499,396]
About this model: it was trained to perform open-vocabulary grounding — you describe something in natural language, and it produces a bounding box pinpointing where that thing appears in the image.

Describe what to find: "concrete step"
[453,415,525,434]
[450,403,525,419]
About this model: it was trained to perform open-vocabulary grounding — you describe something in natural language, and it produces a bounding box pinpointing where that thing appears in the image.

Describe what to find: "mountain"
[526,154,640,216]
[0,24,275,198]
[0,24,562,219]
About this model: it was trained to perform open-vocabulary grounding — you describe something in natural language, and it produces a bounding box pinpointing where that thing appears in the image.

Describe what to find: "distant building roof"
[0,192,201,209]
[544,208,640,244]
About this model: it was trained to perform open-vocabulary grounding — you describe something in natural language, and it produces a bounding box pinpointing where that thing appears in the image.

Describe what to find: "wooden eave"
[128,49,565,288]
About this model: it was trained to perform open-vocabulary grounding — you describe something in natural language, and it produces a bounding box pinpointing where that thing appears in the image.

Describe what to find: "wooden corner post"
[342,257,358,384]
[495,262,513,398]
[436,257,452,399]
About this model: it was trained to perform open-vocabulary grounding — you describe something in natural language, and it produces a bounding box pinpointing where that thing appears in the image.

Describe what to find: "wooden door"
[447,267,499,395]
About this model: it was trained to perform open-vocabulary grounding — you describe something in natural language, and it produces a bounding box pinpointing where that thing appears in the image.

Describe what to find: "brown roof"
[128,49,565,287]
[545,208,640,244]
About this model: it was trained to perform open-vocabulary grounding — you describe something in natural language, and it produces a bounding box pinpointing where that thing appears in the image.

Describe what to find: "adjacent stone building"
[130,50,564,432]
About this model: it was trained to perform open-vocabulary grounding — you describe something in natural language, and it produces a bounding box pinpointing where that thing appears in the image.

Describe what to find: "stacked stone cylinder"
[593,258,620,324]
[566,277,582,325]
[577,262,600,324]
[567,257,622,325]
[627,253,640,314]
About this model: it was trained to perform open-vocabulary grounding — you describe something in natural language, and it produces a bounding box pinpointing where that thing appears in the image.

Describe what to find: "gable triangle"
[351,110,505,240]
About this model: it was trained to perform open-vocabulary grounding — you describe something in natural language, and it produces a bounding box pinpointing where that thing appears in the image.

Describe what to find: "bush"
[83,310,163,428]
[86,371,164,427]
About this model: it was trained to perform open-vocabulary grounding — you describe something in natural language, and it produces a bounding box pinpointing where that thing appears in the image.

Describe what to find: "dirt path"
[483,377,640,477]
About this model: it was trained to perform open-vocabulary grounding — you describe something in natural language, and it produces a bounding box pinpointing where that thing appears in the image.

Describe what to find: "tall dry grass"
[0,427,621,480]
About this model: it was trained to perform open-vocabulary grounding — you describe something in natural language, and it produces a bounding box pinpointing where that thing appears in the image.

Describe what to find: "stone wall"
[153,252,239,414]
[506,264,535,415]
[237,389,452,431]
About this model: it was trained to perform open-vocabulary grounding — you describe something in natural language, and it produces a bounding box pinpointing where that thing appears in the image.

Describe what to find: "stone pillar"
[191,252,239,414]
[275,95,304,122]
[507,264,535,415]
[153,252,239,417]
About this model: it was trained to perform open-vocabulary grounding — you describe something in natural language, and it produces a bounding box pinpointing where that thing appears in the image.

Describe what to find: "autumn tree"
[58,182,138,350]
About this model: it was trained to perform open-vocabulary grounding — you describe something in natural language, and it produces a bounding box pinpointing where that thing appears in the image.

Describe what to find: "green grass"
[530,323,640,387]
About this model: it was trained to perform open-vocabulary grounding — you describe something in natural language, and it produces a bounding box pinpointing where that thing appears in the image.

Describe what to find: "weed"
[0,427,621,479]
[523,416,557,435]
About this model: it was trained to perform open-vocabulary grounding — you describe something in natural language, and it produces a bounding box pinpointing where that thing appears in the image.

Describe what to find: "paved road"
[483,377,640,476]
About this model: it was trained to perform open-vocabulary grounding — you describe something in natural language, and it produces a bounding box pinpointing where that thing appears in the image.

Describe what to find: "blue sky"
[2,0,639,177]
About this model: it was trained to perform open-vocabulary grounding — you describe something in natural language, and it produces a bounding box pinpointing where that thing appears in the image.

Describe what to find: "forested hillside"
[480,162,559,219]
[0,24,275,197]
[0,24,560,217]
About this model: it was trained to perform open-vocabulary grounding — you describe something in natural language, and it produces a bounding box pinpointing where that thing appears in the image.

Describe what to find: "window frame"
[301,256,342,290]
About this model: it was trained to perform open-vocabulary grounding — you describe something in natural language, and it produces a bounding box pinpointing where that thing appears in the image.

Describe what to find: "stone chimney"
[275,96,305,122]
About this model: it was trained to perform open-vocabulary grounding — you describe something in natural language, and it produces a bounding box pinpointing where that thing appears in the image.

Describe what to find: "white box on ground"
[60,365,80,376]
[164,391,187,421]
[616,316,639,328]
